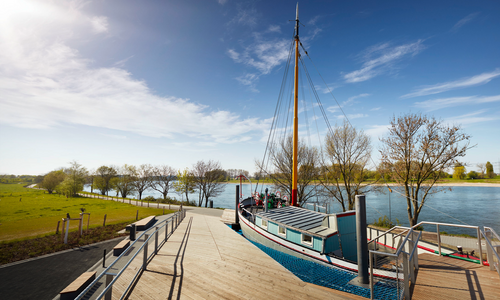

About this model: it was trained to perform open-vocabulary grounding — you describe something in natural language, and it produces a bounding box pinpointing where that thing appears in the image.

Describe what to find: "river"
[85,183,500,236]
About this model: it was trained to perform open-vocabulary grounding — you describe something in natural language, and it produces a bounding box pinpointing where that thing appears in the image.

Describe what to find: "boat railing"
[304,202,328,213]
[483,227,500,279]
[74,209,186,300]
[241,207,255,223]
[369,228,421,300]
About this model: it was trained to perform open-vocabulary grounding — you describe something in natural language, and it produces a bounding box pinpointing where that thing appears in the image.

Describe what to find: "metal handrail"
[75,210,186,300]
[482,228,500,279]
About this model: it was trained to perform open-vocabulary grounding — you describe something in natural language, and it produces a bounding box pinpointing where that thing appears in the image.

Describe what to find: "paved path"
[0,238,124,300]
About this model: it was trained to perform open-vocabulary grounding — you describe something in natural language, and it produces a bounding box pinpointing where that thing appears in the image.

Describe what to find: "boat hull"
[238,208,400,280]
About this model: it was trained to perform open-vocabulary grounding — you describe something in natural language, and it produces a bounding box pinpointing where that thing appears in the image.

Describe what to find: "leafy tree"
[151,165,176,201]
[94,165,117,195]
[486,161,495,178]
[259,135,319,206]
[40,170,66,194]
[380,113,472,226]
[111,164,137,198]
[467,171,479,179]
[320,120,376,212]
[453,165,466,180]
[63,161,87,196]
[173,168,196,204]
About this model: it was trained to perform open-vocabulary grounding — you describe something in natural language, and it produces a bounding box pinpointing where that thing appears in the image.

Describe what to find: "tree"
[380,113,472,226]
[173,168,196,204]
[40,170,66,194]
[112,164,137,198]
[132,164,153,200]
[321,121,375,212]
[486,161,495,178]
[467,171,479,179]
[94,166,117,195]
[476,163,486,178]
[63,161,88,196]
[260,135,319,206]
[453,165,466,180]
[151,165,176,201]
[192,160,226,207]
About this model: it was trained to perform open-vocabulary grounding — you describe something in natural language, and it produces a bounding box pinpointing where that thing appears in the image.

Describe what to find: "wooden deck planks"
[112,213,364,300]
[412,253,500,300]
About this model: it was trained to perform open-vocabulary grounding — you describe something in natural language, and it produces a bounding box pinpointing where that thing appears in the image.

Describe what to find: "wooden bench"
[60,271,96,300]
[113,239,130,256]
[126,215,156,231]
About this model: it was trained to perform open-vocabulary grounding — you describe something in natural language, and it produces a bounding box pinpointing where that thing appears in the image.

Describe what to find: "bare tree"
[133,164,153,200]
[151,165,176,200]
[321,121,375,212]
[380,113,472,226]
[476,163,486,178]
[260,135,319,206]
[192,160,227,207]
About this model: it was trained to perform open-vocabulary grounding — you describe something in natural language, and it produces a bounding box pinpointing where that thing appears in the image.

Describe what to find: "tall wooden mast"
[291,3,299,207]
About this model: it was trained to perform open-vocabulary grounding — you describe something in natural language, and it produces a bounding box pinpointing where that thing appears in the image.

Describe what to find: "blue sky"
[1,0,499,175]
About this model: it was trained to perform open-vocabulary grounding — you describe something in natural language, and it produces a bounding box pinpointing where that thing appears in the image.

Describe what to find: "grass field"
[0,184,173,242]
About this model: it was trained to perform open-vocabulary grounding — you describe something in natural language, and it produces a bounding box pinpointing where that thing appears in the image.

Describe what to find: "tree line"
[38,160,230,208]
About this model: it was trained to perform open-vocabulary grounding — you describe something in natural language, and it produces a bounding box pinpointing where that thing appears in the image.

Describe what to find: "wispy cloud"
[0,0,268,144]
[337,114,368,120]
[236,73,259,92]
[228,7,257,27]
[113,55,134,67]
[370,107,381,111]
[414,95,500,111]
[452,12,479,32]
[217,0,228,5]
[90,16,109,33]
[445,110,498,125]
[343,40,425,83]
[326,93,370,113]
[307,15,321,26]
[401,69,500,98]
[267,25,281,33]
[365,125,389,139]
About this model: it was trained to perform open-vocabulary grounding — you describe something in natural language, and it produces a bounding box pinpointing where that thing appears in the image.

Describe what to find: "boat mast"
[292,3,299,207]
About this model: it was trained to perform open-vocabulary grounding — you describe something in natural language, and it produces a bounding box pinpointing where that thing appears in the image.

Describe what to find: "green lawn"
[0,184,173,242]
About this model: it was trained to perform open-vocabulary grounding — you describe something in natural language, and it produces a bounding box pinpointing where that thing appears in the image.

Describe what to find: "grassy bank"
[0,184,173,242]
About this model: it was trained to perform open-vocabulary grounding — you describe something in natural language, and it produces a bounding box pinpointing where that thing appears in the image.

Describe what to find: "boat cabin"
[255,206,358,262]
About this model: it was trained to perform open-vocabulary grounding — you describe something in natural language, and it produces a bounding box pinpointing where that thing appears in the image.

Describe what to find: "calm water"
[86,183,500,235]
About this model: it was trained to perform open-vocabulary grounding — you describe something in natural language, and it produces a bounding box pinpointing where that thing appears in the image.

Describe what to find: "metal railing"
[368,227,421,300]
[483,227,500,279]
[75,209,186,300]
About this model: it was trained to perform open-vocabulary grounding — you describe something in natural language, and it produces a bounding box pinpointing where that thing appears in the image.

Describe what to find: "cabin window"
[261,219,268,229]
[278,226,286,237]
[302,234,313,245]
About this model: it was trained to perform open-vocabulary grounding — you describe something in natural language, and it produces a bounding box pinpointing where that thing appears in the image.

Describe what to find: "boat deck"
[111,212,364,299]
[412,253,500,299]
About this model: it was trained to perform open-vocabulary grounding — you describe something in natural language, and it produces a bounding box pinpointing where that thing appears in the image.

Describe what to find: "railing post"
[165,221,169,241]
[413,231,419,270]
[437,224,442,256]
[143,234,149,271]
[403,253,410,300]
[155,227,159,254]
[369,252,374,300]
[105,273,114,300]
[477,227,483,265]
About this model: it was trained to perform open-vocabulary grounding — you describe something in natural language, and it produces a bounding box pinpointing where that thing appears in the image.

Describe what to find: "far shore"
[229,181,500,188]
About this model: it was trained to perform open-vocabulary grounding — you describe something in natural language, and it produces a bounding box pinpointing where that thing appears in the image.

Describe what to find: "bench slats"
[60,271,96,300]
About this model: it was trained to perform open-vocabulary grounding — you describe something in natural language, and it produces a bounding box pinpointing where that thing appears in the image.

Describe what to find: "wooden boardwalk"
[412,253,500,300]
[112,212,364,299]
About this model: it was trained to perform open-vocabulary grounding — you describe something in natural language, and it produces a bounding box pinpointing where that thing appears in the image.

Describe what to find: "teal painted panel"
[268,222,279,235]
[324,235,340,253]
[337,214,358,262]
[313,236,322,252]
[287,228,302,244]
[256,216,262,227]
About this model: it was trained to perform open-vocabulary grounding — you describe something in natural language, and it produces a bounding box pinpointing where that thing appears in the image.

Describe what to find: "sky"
[1,0,499,176]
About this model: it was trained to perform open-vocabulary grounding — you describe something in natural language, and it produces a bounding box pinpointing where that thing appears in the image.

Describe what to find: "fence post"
[437,224,441,256]
[64,218,70,244]
[105,273,113,300]
[477,227,483,265]
[143,234,149,271]
[136,210,139,221]
[56,221,60,234]
[369,252,374,300]
[155,227,159,254]
[103,214,107,227]
[403,253,410,300]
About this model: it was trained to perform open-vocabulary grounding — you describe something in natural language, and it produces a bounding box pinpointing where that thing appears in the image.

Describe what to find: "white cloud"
[365,125,389,140]
[0,0,268,144]
[370,107,381,111]
[326,93,370,113]
[337,114,368,119]
[401,69,500,98]
[452,12,479,32]
[307,15,321,26]
[113,55,134,67]
[90,16,108,33]
[343,40,425,83]
[217,0,228,5]
[414,95,500,111]
[268,25,281,33]
[236,73,259,92]
[229,8,257,27]
[445,110,498,125]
